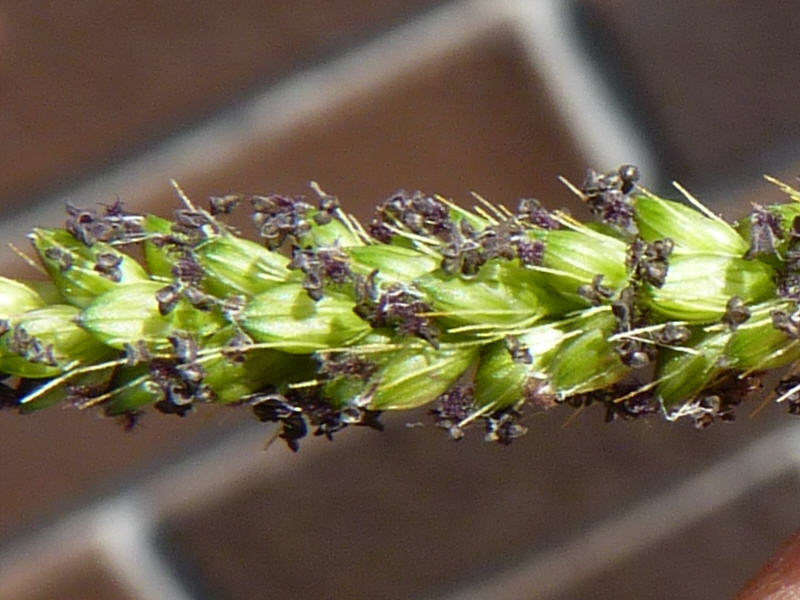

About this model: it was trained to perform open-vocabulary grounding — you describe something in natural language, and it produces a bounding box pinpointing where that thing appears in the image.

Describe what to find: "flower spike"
[3,166,800,450]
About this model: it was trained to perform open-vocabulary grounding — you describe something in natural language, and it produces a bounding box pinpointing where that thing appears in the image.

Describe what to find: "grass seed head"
[7,166,800,446]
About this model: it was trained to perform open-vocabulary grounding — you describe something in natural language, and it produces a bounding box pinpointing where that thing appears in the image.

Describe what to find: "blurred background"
[2,1,800,598]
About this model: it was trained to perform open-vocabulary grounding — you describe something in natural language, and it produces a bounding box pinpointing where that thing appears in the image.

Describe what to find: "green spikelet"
[5,168,800,450]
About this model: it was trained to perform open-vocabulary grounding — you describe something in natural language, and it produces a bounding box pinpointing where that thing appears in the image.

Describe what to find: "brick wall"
[2,2,800,598]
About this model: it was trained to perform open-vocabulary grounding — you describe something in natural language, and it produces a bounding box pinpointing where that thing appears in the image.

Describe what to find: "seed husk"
[238,283,371,352]
[31,228,149,307]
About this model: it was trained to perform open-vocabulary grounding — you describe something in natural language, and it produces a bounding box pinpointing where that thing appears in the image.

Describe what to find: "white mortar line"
[433,423,800,600]
[0,421,355,599]
[91,496,195,600]
[503,0,658,178]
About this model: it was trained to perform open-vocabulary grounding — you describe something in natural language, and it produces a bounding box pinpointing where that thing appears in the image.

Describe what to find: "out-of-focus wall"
[2,2,800,599]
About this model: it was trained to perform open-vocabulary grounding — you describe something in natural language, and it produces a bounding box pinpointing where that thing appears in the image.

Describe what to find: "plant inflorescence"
[3,166,800,450]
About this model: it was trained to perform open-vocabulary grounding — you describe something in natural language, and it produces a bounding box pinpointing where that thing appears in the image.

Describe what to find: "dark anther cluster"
[207,194,242,216]
[577,273,614,306]
[600,387,659,422]
[1,322,58,367]
[155,284,182,315]
[93,252,123,282]
[776,375,800,415]
[516,197,561,230]
[250,393,306,451]
[440,217,544,277]
[317,352,377,380]
[611,287,655,368]
[522,377,557,411]
[484,408,527,445]
[220,329,252,364]
[250,388,383,452]
[150,333,214,417]
[123,339,151,366]
[172,255,205,287]
[627,237,673,288]
[312,189,340,225]
[64,382,111,409]
[171,207,221,244]
[116,410,144,432]
[469,221,520,262]
[771,308,800,339]
[354,271,440,346]
[580,164,639,229]
[155,255,216,315]
[44,246,74,272]
[65,200,144,246]
[650,322,691,345]
[560,384,657,422]
[515,238,546,267]
[367,190,451,242]
[692,395,737,429]
[430,384,475,440]
[606,396,658,422]
[289,246,352,301]
[722,296,751,330]
[440,220,485,276]
[745,204,784,259]
[505,335,532,364]
[563,383,656,422]
[251,194,313,250]
[778,216,800,299]
[692,373,762,428]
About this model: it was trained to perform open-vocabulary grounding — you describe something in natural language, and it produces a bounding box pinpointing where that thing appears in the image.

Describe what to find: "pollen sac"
[251,194,313,250]
[238,283,371,353]
[580,165,637,229]
[288,245,353,300]
[31,228,149,308]
[641,254,774,322]
[64,201,144,246]
[627,237,673,288]
[353,276,439,346]
[633,194,748,255]
[0,304,111,378]
[0,277,46,320]
[369,190,453,242]
[722,296,750,330]
[736,202,800,261]
[79,281,225,351]
[516,197,560,230]
[430,384,475,440]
